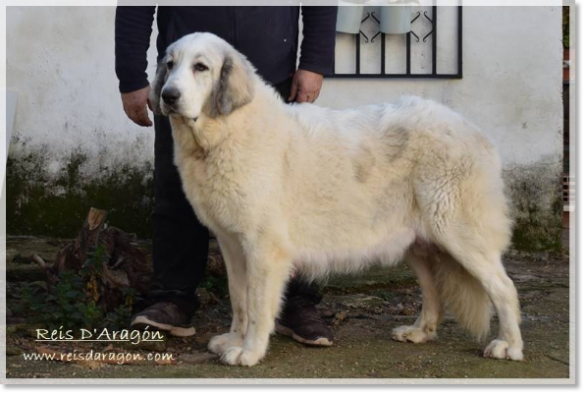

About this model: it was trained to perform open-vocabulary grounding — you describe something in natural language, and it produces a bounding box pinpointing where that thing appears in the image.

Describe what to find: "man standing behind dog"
[115,5,338,346]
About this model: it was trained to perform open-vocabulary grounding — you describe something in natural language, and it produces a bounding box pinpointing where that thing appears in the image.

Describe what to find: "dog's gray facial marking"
[149,59,170,115]
[203,56,231,118]
[204,53,253,118]
[216,56,234,115]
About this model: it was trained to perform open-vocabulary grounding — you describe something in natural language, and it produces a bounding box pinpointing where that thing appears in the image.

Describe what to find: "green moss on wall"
[505,161,563,252]
[7,152,154,238]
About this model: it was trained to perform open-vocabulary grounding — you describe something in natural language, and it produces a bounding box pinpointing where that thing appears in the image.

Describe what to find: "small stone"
[403,305,417,316]
[320,310,335,318]
[333,311,348,326]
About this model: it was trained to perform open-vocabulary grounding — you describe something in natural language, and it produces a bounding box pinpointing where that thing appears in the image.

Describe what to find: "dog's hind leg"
[438,236,523,361]
[208,235,248,356]
[392,251,443,343]
[220,239,292,367]
[413,149,521,359]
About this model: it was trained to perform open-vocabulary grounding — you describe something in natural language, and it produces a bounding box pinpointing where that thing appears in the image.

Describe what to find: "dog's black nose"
[162,87,181,105]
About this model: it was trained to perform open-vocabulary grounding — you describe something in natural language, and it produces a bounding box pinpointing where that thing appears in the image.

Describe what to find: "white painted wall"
[7,6,158,180]
[6,6,562,180]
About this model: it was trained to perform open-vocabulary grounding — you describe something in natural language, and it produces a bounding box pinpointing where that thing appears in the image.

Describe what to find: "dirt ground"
[5,236,570,380]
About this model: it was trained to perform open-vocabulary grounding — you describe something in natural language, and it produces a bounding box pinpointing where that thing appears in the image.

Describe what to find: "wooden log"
[49,208,153,311]
[53,208,108,274]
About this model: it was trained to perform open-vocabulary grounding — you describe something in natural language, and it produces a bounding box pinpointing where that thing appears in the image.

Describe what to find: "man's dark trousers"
[150,79,322,318]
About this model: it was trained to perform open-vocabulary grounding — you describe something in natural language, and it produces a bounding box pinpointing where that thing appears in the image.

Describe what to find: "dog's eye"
[193,63,208,72]
[166,61,174,70]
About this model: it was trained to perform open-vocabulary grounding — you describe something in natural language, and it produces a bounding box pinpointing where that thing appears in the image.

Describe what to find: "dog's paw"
[484,339,524,361]
[391,325,436,344]
[220,346,263,367]
[208,333,242,355]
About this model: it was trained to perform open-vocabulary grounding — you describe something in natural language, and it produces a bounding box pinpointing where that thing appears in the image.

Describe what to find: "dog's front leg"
[220,241,292,367]
[208,235,248,356]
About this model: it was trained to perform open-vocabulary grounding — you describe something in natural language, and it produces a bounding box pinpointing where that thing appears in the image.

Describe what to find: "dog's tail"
[434,253,493,340]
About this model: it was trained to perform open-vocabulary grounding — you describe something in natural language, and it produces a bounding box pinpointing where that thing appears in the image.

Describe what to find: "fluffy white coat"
[150,32,524,367]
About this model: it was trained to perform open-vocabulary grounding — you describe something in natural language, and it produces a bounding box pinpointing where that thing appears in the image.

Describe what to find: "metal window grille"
[328,5,463,79]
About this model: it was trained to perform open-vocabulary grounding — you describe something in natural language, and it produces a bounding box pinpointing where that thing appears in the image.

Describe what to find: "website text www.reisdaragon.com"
[22,350,175,365]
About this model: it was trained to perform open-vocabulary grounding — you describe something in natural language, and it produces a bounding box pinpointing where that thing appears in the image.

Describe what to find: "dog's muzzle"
[162,87,181,105]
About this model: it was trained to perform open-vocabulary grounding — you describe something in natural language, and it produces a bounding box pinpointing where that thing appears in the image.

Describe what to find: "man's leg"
[131,114,209,337]
[271,79,334,346]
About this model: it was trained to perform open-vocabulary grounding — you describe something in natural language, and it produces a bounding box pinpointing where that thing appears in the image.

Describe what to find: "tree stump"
[49,208,153,311]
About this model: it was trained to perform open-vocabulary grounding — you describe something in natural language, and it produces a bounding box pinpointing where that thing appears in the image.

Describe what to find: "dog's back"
[281,96,507,268]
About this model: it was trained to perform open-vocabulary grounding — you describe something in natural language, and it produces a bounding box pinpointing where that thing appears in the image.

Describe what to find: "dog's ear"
[207,54,254,117]
[149,59,168,115]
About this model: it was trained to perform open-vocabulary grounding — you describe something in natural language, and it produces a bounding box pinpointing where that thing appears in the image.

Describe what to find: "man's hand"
[121,86,153,127]
[288,70,323,103]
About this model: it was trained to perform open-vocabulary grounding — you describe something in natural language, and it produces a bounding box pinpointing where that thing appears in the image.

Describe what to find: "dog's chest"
[176,151,249,233]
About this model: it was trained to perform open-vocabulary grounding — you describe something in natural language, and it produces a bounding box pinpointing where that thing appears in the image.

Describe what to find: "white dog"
[150,32,523,367]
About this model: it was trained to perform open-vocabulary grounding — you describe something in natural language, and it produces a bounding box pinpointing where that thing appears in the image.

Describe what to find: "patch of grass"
[7,151,153,238]
[13,245,136,331]
[201,275,229,298]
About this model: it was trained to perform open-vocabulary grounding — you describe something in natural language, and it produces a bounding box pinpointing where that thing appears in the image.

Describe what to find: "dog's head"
[150,32,255,120]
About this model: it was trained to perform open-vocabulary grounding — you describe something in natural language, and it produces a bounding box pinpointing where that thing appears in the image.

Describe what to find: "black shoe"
[131,301,196,337]
[276,304,334,346]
